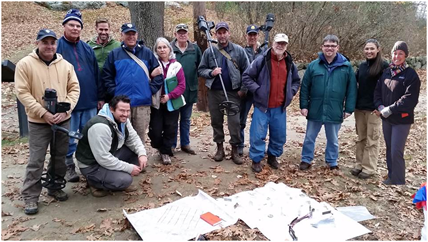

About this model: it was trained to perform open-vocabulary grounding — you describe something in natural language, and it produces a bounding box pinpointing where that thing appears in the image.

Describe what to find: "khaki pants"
[131,105,151,143]
[354,109,381,174]
[22,120,70,203]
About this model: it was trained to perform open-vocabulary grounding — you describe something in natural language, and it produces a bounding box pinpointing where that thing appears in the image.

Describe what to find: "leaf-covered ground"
[1,2,427,241]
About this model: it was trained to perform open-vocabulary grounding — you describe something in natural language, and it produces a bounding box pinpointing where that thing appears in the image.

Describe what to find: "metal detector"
[40,89,83,190]
[197,16,240,116]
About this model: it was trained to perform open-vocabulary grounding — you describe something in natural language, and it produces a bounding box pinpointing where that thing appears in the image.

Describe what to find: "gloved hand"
[380,106,392,118]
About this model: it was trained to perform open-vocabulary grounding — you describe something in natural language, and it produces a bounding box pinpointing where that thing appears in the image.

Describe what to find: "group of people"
[14,8,420,215]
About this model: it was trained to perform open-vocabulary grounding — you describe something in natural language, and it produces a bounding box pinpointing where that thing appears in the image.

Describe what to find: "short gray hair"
[322,35,339,45]
[153,37,176,60]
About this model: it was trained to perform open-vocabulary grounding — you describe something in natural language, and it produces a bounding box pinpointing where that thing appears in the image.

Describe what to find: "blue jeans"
[301,120,341,167]
[239,94,253,148]
[249,107,286,163]
[172,103,193,148]
[66,108,97,165]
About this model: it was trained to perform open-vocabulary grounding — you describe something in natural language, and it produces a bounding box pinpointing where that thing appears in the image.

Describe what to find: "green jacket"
[87,37,121,72]
[171,39,202,104]
[300,53,357,123]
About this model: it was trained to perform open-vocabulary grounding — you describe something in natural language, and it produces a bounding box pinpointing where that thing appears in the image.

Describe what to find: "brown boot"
[213,143,225,162]
[231,145,243,165]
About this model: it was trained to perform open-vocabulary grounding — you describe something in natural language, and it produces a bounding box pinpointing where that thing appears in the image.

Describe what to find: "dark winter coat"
[374,66,420,125]
[242,48,300,112]
[57,36,101,110]
[171,39,202,104]
[300,52,357,123]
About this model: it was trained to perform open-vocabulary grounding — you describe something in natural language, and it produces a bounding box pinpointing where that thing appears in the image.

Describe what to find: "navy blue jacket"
[102,41,163,107]
[374,66,420,125]
[242,48,301,112]
[57,36,101,111]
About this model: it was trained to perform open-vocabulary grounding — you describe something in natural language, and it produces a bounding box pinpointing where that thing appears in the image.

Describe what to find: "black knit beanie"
[391,41,409,57]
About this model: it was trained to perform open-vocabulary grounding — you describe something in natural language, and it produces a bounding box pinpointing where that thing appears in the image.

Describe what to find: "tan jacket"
[15,50,80,123]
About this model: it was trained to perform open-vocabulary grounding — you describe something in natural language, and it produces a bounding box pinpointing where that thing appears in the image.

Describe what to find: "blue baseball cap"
[121,23,137,33]
[246,24,259,34]
[215,22,229,32]
[36,29,57,41]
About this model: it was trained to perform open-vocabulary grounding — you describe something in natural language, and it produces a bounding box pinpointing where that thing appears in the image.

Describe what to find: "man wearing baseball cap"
[101,23,163,147]
[56,9,103,183]
[242,33,301,173]
[238,24,268,157]
[170,23,202,155]
[198,21,250,165]
[15,28,80,214]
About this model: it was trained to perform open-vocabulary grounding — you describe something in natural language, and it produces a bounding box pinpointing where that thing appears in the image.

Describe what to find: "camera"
[259,13,275,32]
[197,16,215,32]
[43,88,70,114]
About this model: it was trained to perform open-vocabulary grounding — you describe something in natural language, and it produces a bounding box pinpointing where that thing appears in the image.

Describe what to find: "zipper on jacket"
[73,44,82,71]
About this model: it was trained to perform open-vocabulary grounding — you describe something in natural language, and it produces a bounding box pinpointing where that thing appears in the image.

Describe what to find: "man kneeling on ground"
[75,95,147,197]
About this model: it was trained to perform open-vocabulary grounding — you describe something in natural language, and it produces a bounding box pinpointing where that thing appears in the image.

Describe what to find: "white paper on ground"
[216,182,371,241]
[123,190,238,241]
[337,206,376,222]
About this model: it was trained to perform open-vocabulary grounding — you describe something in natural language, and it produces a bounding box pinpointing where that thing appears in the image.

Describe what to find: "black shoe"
[65,165,80,183]
[213,143,225,162]
[299,162,311,170]
[24,202,38,215]
[238,146,243,157]
[231,145,243,165]
[267,155,279,169]
[47,189,68,201]
[358,171,373,179]
[329,165,339,170]
[252,161,262,173]
[350,168,362,177]
[181,145,196,155]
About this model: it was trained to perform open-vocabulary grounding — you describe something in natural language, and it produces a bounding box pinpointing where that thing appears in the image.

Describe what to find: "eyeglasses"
[323,44,338,48]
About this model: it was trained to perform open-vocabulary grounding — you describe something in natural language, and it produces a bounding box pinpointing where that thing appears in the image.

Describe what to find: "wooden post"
[193,2,209,112]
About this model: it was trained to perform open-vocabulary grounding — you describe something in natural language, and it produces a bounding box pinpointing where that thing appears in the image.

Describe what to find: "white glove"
[380,106,392,118]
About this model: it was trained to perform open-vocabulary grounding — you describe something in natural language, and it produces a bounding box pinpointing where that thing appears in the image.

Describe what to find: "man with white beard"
[242,33,301,173]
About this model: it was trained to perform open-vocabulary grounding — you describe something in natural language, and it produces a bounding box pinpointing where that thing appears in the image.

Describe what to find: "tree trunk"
[129,2,164,50]
[193,2,209,112]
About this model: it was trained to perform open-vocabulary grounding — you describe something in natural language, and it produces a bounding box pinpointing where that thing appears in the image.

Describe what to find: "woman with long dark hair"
[351,39,388,179]
[374,41,420,185]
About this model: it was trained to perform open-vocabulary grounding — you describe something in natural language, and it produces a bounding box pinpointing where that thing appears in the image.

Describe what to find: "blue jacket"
[102,41,163,107]
[57,36,101,111]
[242,48,301,112]
[300,52,357,123]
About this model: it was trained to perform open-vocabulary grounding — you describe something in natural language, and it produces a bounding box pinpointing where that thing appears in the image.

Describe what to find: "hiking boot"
[89,186,109,197]
[47,189,68,201]
[252,161,263,173]
[267,155,279,169]
[181,145,196,155]
[231,145,243,165]
[65,164,80,183]
[382,179,393,185]
[299,162,311,170]
[329,165,339,170]
[350,168,362,177]
[213,143,225,162]
[358,171,373,179]
[161,154,171,165]
[238,146,244,157]
[24,202,38,215]
[124,184,139,193]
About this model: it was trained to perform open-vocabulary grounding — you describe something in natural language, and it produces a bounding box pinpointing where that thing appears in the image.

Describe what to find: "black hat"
[36,29,57,41]
[246,24,259,34]
[63,9,83,28]
[391,41,409,57]
[121,23,137,33]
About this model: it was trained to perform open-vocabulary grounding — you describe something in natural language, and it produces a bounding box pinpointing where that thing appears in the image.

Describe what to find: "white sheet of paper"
[337,206,376,222]
[123,190,238,241]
